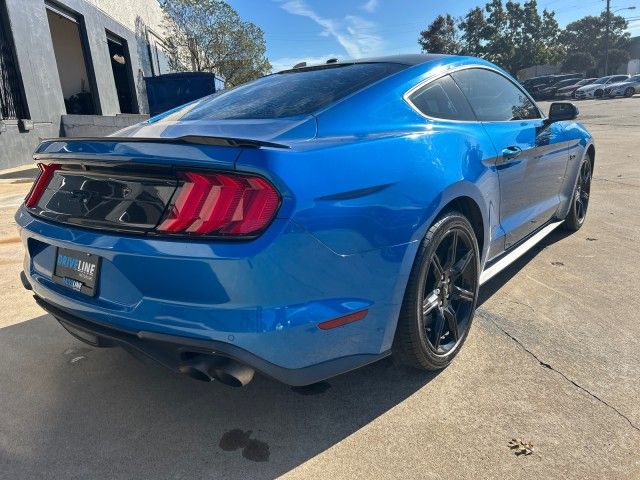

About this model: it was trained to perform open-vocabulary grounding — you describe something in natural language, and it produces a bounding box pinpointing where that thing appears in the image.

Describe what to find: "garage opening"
[46,5,97,114]
[106,31,138,114]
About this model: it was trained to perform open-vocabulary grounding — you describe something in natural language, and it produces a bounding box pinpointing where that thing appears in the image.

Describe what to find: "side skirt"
[479,220,564,285]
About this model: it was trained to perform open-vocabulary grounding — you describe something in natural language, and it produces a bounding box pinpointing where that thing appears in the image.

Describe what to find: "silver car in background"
[604,74,640,98]
[575,75,630,99]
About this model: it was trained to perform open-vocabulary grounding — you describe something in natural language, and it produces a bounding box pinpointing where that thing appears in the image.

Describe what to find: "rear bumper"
[16,206,414,382]
[33,294,389,386]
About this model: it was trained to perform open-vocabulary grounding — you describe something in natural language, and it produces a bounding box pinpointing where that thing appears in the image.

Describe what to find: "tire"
[624,87,635,98]
[564,153,592,232]
[594,89,603,98]
[393,211,480,370]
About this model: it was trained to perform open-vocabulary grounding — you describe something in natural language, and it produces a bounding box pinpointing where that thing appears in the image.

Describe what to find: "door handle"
[497,146,522,166]
[501,146,522,159]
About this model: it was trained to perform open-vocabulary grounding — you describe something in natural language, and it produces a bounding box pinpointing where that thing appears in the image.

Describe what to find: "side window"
[408,75,476,121]
[451,69,541,122]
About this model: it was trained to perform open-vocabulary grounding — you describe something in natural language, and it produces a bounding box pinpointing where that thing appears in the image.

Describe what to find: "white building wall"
[84,0,173,78]
[83,0,166,33]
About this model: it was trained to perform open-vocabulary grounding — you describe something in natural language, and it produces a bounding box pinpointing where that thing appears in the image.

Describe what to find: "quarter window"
[451,69,541,122]
[408,75,476,121]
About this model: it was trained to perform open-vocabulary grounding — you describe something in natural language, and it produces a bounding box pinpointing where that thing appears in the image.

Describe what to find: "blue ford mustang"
[16,54,594,387]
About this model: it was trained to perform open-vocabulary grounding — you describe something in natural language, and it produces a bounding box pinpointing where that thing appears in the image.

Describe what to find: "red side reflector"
[318,309,368,330]
[25,163,61,208]
[157,171,280,237]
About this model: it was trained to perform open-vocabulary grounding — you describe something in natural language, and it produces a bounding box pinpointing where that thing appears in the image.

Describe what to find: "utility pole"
[604,0,611,75]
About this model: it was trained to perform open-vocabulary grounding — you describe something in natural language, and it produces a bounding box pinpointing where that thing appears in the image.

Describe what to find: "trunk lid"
[116,116,316,144]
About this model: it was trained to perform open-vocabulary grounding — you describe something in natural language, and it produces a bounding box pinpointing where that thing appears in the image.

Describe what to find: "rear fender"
[236,128,497,259]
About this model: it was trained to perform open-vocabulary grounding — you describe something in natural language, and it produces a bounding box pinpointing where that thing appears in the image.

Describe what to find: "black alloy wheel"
[574,158,592,223]
[394,212,480,370]
[422,228,477,355]
[564,154,592,231]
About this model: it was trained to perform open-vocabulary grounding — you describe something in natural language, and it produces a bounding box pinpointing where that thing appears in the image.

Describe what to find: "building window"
[0,1,28,119]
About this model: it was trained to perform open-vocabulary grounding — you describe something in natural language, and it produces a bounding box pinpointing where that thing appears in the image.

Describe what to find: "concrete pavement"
[0,98,638,479]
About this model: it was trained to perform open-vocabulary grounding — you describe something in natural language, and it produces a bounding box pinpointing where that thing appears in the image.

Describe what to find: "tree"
[418,1,560,74]
[561,52,595,74]
[539,9,563,65]
[481,0,512,68]
[458,7,486,56]
[598,48,630,73]
[417,2,631,76]
[559,13,630,73]
[419,14,462,54]
[161,0,271,87]
[480,0,560,74]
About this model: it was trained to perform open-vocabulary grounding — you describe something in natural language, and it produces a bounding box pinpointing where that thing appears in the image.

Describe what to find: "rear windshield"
[153,63,406,121]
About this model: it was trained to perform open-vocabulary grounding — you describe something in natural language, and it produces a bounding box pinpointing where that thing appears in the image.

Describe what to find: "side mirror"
[547,102,579,124]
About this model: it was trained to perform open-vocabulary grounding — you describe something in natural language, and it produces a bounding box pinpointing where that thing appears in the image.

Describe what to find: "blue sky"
[227,0,640,71]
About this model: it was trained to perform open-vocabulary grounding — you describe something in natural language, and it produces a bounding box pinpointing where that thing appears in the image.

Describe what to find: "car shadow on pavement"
[0,167,39,181]
[0,314,438,479]
[477,227,573,306]
[1,227,574,479]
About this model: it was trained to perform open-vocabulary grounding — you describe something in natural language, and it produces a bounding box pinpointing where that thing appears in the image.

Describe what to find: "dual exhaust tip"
[179,354,255,387]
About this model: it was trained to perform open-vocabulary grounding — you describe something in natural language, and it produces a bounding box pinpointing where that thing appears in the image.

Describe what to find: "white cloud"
[361,0,379,13]
[345,15,382,56]
[269,54,343,72]
[278,0,383,58]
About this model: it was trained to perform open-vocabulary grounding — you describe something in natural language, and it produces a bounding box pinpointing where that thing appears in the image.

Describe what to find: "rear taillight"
[25,163,61,208]
[157,171,280,237]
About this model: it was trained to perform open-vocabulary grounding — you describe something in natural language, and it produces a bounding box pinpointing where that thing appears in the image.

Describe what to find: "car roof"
[348,54,449,65]
[278,54,449,73]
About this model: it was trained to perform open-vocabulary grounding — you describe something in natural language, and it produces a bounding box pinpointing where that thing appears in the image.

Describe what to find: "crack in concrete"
[476,309,640,434]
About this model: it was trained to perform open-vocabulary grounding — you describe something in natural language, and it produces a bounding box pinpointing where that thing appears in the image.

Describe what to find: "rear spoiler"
[35,135,290,153]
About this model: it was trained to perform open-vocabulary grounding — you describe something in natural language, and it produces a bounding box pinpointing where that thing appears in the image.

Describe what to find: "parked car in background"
[521,75,556,92]
[604,74,640,98]
[556,78,598,99]
[16,55,595,387]
[537,78,586,100]
[523,74,582,99]
[574,75,630,99]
